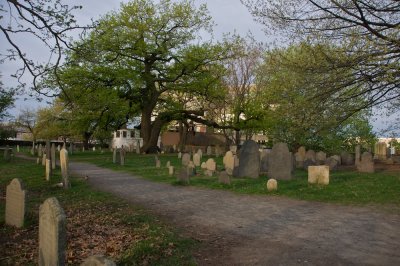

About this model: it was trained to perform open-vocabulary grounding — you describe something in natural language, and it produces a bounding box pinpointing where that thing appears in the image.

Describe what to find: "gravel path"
[69,161,400,266]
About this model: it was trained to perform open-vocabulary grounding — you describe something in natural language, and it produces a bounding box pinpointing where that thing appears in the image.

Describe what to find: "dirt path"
[67,161,400,265]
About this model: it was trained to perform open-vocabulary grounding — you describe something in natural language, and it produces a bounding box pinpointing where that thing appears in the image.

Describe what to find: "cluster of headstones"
[34,142,70,188]
[4,179,115,265]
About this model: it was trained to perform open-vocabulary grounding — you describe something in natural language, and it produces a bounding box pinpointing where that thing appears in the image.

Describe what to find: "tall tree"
[49,0,231,153]
[242,0,400,113]
[14,107,38,142]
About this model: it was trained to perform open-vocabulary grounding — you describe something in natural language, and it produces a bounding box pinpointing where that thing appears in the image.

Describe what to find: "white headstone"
[5,178,26,228]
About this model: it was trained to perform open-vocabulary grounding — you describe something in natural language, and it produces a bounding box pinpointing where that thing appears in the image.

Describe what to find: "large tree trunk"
[83,132,92,150]
[140,115,164,153]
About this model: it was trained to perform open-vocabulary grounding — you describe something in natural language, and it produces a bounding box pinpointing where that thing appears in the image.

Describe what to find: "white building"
[111,129,142,151]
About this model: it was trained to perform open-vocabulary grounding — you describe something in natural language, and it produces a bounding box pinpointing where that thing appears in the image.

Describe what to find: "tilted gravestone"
[308,165,329,185]
[81,255,116,266]
[357,152,375,173]
[181,153,191,166]
[236,140,260,179]
[166,161,171,168]
[268,143,293,180]
[60,148,70,189]
[39,197,66,266]
[5,178,26,228]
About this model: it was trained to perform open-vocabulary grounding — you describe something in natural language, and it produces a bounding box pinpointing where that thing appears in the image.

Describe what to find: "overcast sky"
[0,0,394,135]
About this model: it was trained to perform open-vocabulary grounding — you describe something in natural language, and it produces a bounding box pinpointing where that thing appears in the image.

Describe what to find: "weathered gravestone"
[295,146,306,168]
[218,171,231,185]
[305,150,316,163]
[193,153,201,167]
[45,159,52,181]
[168,166,174,176]
[357,152,375,173]
[5,178,26,228]
[81,254,116,266]
[266,178,278,191]
[267,143,293,180]
[177,167,190,184]
[355,145,361,165]
[136,140,141,154]
[201,162,207,169]
[308,165,329,185]
[315,151,327,165]
[3,145,11,162]
[331,155,341,165]
[341,151,354,166]
[16,144,20,152]
[112,149,117,164]
[166,161,171,168]
[205,158,216,176]
[178,152,182,159]
[223,151,235,175]
[260,149,269,173]
[38,144,43,157]
[325,156,339,171]
[206,146,212,156]
[39,197,66,266]
[197,149,203,159]
[181,153,191,166]
[120,148,126,166]
[230,145,237,154]
[60,148,70,189]
[374,142,387,160]
[42,154,46,166]
[51,143,56,170]
[236,140,260,179]
[155,159,161,168]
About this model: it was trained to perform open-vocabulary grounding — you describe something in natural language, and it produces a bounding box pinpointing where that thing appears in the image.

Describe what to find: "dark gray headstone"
[267,143,293,180]
[236,140,260,178]
[303,159,316,170]
[325,157,339,171]
[341,151,354,166]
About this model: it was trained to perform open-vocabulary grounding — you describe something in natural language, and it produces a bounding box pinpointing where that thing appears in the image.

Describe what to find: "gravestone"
[155,159,161,168]
[260,150,269,173]
[374,142,387,160]
[236,140,260,178]
[112,149,117,164]
[39,197,66,266]
[206,146,212,156]
[136,140,141,154]
[81,255,116,266]
[177,167,190,184]
[308,165,329,185]
[295,146,306,168]
[193,153,201,167]
[355,145,361,165]
[266,178,278,191]
[42,154,46,166]
[5,178,26,228]
[119,148,126,166]
[166,161,170,168]
[223,151,234,172]
[315,151,327,165]
[60,148,70,189]
[57,145,61,152]
[218,171,231,185]
[341,151,354,166]
[38,144,43,157]
[46,141,51,163]
[357,152,375,173]
[93,146,96,152]
[201,162,207,169]
[16,144,20,152]
[182,153,190,166]
[325,157,339,171]
[51,143,56,170]
[178,152,182,159]
[196,149,203,159]
[305,150,316,163]
[205,158,216,176]
[45,159,52,181]
[168,166,174,175]
[3,145,11,162]
[230,145,237,154]
[331,155,341,165]
[268,143,293,180]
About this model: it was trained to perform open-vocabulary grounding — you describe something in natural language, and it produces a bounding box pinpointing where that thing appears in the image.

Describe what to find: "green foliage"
[0,76,15,121]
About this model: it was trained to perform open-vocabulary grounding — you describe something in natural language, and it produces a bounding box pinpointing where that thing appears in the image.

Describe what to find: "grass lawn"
[0,156,196,265]
[71,151,400,207]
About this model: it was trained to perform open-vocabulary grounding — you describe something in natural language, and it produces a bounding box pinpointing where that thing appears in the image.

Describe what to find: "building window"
[116,131,120,138]
[123,131,127,138]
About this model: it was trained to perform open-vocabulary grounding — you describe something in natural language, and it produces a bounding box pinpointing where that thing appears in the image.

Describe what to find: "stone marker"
[341,151,354,166]
[197,148,203,159]
[119,148,126,166]
[5,178,26,228]
[155,159,161,168]
[51,143,56,170]
[260,150,269,173]
[38,144,43,157]
[305,150,316,163]
[46,140,51,163]
[39,197,66,266]
[357,152,375,173]
[57,145,61,152]
[42,154,46,166]
[266,179,278,191]
[81,255,116,266]
[60,148,70,189]
[16,144,20,152]
[177,167,190,184]
[166,161,170,168]
[295,146,306,168]
[206,146,212,156]
[182,153,190,166]
[193,153,201,167]
[236,140,260,178]
[205,158,216,176]
[325,157,339,171]
[168,166,174,175]
[178,152,182,159]
[315,151,327,165]
[135,140,140,154]
[37,157,41,165]
[218,171,231,185]
[223,151,234,171]
[3,145,11,162]
[45,159,52,181]
[308,165,329,185]
[374,142,387,160]
[230,145,237,154]
[268,143,293,180]
[201,162,207,169]
[112,149,117,164]
[331,155,341,165]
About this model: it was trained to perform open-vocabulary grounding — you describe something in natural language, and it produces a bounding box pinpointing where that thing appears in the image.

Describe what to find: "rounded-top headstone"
[268,142,293,180]
[266,179,278,191]
[181,153,190,166]
[236,140,260,178]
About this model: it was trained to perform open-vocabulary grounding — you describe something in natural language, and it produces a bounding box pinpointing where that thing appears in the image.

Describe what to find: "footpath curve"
[69,161,400,266]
